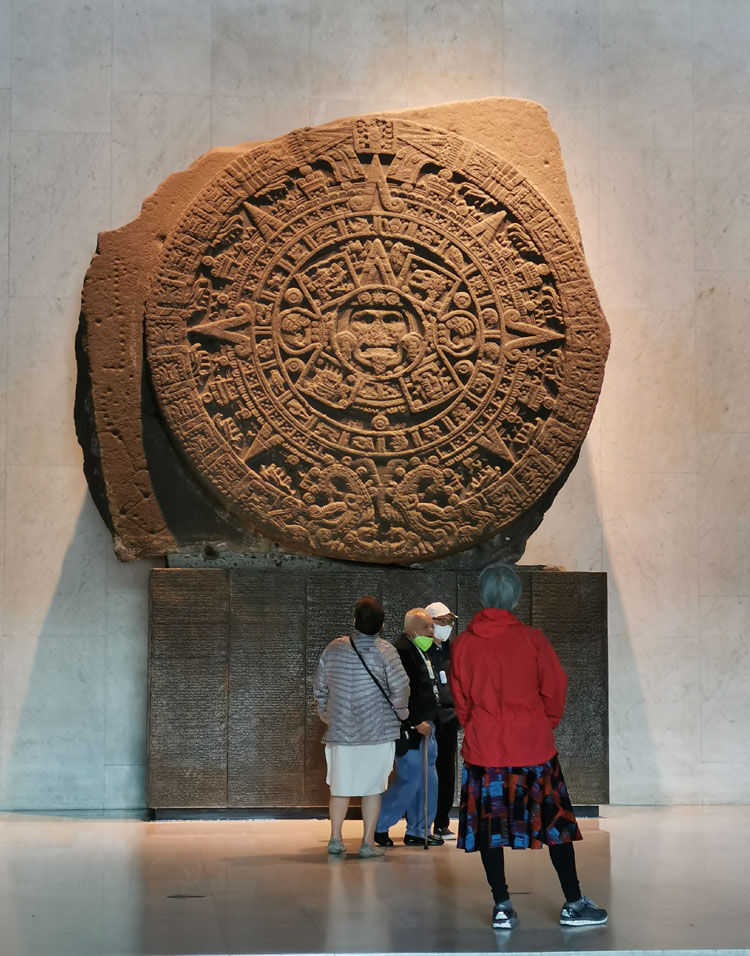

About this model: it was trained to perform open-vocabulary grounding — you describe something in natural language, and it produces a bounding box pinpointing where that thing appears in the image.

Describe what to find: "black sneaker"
[434,826,456,840]
[373,831,393,847]
[492,902,519,930]
[559,896,608,926]
[403,832,444,846]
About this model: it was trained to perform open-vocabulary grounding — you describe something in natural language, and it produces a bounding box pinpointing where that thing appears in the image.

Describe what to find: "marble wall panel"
[599,147,693,313]
[111,93,211,228]
[702,761,750,805]
[104,765,146,810]
[0,629,106,809]
[0,0,9,89]
[599,0,692,114]
[212,0,309,99]
[599,309,696,475]
[0,255,7,640]
[522,431,603,572]
[608,633,701,804]
[0,89,8,254]
[9,131,110,299]
[3,468,108,639]
[309,97,410,127]
[113,0,211,95]
[211,98,310,147]
[697,433,750,598]
[7,297,80,468]
[699,597,750,766]
[695,112,750,273]
[310,0,406,102]
[695,272,750,434]
[603,471,698,642]
[693,0,750,111]
[503,0,598,108]
[545,106,600,277]
[105,591,148,768]
[406,0,502,104]
[11,0,111,133]
[105,549,161,595]
[599,105,693,152]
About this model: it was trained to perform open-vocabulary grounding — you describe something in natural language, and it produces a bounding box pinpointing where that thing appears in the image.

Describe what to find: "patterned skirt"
[457,753,582,851]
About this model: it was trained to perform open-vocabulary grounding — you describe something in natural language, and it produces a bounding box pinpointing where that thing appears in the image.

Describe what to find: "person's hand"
[414,721,431,736]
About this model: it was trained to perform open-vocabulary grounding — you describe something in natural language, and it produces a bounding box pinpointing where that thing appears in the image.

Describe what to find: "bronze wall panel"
[228,571,307,806]
[147,567,608,809]
[530,571,608,803]
[379,569,458,642]
[304,572,379,805]
[148,570,229,807]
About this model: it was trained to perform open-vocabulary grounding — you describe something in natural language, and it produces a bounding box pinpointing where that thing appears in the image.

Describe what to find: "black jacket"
[427,639,457,725]
[394,633,440,749]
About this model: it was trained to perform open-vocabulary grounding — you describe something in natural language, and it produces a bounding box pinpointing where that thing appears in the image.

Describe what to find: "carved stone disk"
[145,117,608,563]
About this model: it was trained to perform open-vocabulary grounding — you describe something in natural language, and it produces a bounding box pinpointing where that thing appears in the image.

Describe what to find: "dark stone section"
[304,571,379,805]
[228,571,307,806]
[530,571,608,803]
[148,570,229,807]
[148,567,608,809]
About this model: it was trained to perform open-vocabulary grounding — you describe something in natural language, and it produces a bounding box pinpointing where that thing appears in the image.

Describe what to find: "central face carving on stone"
[145,117,608,563]
[336,287,420,376]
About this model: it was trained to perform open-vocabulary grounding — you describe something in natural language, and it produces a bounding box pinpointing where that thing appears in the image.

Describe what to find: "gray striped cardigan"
[313,632,409,745]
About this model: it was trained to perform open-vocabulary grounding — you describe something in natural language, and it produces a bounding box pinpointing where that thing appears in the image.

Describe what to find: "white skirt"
[325,741,396,797]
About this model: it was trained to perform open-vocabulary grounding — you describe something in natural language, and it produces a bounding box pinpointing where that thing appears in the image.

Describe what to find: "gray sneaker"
[492,902,519,930]
[559,896,608,926]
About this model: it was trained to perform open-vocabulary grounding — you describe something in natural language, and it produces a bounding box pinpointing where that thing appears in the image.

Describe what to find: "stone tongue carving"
[76,100,609,564]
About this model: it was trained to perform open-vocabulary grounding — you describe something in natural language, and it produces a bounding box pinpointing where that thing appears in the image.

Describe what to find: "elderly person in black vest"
[313,596,409,858]
[374,608,444,848]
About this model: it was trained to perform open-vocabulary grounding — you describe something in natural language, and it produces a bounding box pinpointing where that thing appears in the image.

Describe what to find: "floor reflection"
[0,809,747,954]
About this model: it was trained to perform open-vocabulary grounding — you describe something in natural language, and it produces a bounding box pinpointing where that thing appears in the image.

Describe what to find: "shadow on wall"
[0,492,151,813]
[590,468,664,806]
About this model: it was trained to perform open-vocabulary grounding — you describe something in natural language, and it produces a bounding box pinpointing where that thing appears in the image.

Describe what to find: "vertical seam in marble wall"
[689,0,704,805]
[306,0,311,123]
[209,0,214,142]
[109,0,114,230]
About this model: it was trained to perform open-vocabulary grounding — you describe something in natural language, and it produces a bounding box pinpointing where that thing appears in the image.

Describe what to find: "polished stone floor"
[0,806,747,956]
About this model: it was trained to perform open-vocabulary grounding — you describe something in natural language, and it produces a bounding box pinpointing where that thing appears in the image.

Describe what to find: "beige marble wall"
[0,0,747,808]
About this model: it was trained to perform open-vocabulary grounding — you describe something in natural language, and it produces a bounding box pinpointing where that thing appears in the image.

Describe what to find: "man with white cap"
[425,600,460,839]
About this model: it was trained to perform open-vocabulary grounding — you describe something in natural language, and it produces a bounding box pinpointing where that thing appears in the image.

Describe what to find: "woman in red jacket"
[450,564,607,931]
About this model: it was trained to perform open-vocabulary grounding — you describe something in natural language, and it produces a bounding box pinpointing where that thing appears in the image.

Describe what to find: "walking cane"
[423,731,429,849]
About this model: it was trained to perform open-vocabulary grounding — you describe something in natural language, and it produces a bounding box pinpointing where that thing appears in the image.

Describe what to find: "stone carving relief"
[76,100,609,563]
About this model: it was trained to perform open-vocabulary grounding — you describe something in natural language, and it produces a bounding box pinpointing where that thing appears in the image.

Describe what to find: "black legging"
[480,842,581,904]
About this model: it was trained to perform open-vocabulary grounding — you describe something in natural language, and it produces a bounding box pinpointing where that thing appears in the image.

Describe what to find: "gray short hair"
[478,564,522,611]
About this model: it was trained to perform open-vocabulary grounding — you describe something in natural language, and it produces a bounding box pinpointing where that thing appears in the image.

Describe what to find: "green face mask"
[413,635,434,652]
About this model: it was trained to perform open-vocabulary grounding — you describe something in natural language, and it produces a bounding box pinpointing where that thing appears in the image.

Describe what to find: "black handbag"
[349,637,411,756]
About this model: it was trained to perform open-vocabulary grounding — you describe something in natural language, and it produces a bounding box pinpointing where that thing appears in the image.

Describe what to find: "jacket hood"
[465,608,520,638]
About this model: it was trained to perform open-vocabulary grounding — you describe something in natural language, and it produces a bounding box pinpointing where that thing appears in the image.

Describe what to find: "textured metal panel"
[147,566,608,810]
[530,571,608,803]
[228,571,307,806]
[148,569,229,808]
[380,569,458,641]
[304,572,379,805]
[150,569,229,659]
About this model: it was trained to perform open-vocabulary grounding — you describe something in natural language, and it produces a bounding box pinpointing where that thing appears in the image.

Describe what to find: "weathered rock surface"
[75,98,609,564]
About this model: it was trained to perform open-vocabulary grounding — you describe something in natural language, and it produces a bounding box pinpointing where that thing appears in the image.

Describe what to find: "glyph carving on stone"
[76,100,609,563]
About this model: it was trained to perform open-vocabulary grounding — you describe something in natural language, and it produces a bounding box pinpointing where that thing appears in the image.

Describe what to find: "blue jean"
[376,727,438,838]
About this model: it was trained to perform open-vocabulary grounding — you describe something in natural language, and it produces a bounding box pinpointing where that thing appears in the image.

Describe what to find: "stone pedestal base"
[147,568,608,810]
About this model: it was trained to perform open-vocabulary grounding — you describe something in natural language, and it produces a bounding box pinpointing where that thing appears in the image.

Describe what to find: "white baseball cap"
[425,601,457,619]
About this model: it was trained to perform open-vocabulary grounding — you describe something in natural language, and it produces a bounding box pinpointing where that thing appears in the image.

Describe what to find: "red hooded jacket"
[450,608,568,767]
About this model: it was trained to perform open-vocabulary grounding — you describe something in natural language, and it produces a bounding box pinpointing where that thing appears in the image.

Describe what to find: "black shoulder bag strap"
[349,637,401,721]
